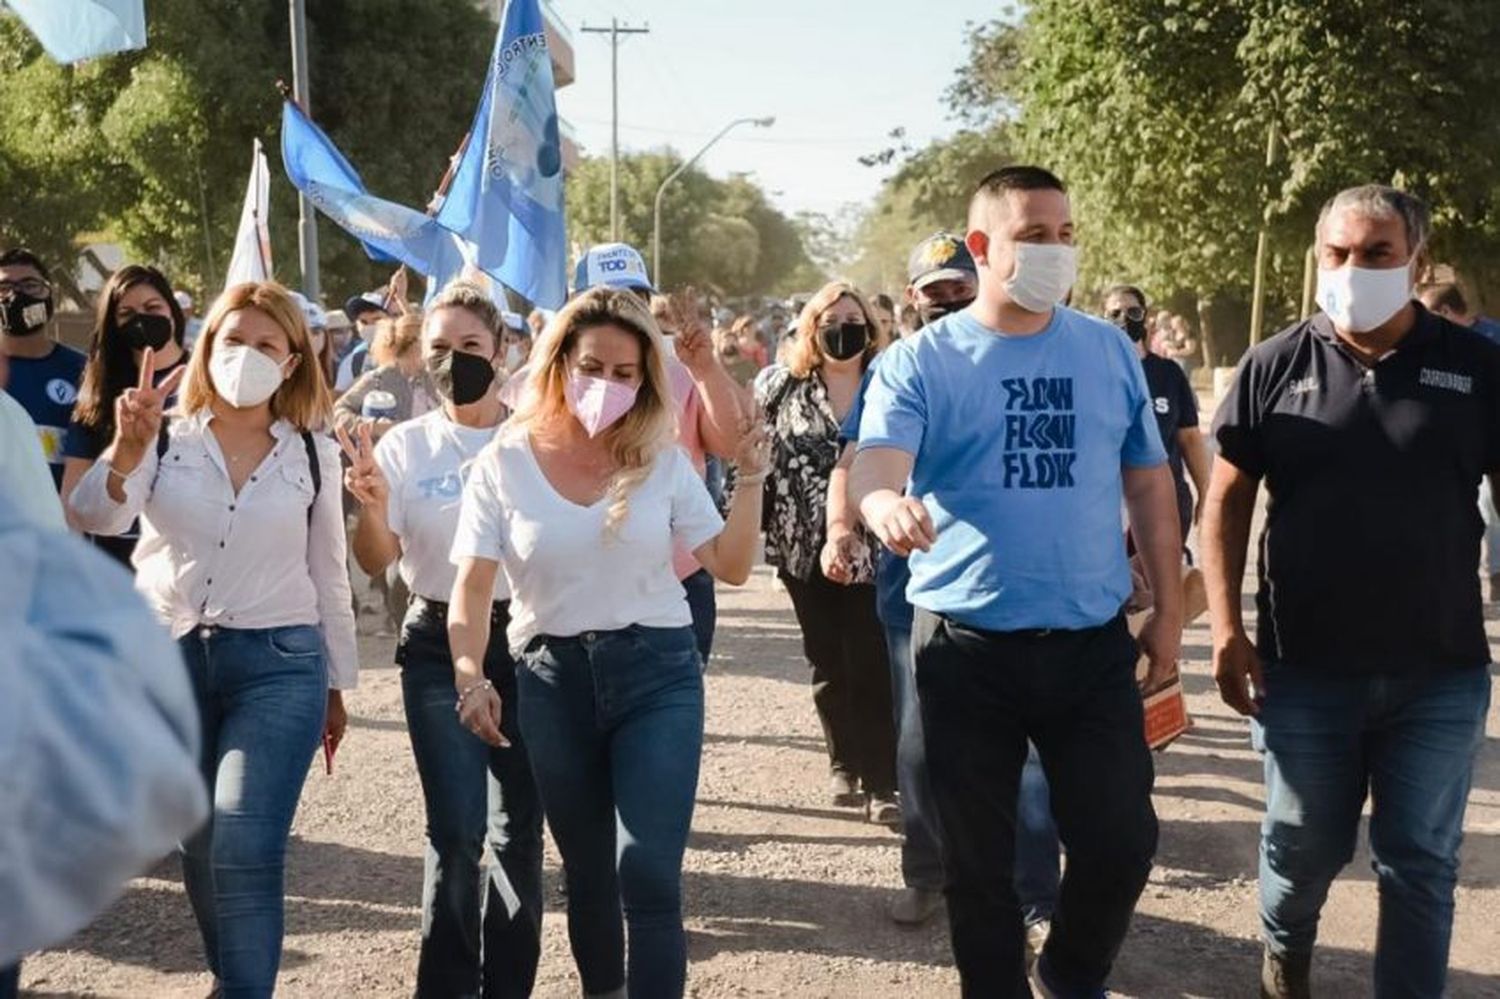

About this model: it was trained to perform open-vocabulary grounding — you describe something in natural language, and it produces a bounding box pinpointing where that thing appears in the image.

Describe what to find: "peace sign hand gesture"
[667,287,718,377]
[336,422,389,508]
[113,347,187,462]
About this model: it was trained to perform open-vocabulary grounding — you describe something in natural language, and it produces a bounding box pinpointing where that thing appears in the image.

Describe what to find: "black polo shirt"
[1214,304,1500,674]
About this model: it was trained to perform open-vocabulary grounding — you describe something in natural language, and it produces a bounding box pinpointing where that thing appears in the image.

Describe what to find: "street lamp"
[652,116,775,288]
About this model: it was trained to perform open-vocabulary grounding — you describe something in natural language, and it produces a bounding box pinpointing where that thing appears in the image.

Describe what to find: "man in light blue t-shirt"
[850,166,1184,998]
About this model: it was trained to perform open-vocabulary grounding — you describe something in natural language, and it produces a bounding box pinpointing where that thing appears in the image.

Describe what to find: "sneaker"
[868,793,902,828]
[1260,949,1311,999]
[887,886,943,926]
[829,771,862,808]
[1030,955,1108,998]
[1025,919,1051,972]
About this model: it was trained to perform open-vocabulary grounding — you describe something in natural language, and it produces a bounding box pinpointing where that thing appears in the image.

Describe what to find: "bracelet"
[735,471,768,485]
[453,678,493,714]
[106,463,134,483]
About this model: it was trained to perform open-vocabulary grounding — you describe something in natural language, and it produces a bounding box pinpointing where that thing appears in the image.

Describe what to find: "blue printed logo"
[1001,377,1077,489]
[416,473,463,499]
[46,378,77,405]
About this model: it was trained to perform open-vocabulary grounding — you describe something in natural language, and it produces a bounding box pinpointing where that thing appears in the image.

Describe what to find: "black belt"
[933,610,1124,642]
[411,594,508,623]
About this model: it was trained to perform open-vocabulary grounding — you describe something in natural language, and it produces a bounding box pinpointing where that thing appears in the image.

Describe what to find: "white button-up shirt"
[69,410,359,689]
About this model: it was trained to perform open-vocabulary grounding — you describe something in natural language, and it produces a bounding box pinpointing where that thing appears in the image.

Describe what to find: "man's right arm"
[850,447,932,556]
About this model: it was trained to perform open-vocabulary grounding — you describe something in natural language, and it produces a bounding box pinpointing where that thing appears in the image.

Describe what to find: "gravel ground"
[19,567,1500,998]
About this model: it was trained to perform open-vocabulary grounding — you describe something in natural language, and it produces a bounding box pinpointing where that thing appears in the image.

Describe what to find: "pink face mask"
[565,371,639,437]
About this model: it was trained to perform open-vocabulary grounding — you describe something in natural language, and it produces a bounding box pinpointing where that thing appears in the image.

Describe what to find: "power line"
[580,19,650,240]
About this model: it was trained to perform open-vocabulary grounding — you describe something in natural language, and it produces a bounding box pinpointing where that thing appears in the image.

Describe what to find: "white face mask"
[1003,242,1077,313]
[210,343,290,409]
[505,344,524,372]
[1315,262,1413,333]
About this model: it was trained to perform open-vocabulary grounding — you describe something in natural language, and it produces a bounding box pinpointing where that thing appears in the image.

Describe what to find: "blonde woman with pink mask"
[449,287,767,998]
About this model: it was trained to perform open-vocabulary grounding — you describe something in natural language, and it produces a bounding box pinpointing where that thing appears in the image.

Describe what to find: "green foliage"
[0,0,493,301]
[564,151,815,297]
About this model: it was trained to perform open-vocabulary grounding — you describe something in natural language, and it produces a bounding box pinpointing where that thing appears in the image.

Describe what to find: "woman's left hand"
[325,690,348,756]
[732,405,772,481]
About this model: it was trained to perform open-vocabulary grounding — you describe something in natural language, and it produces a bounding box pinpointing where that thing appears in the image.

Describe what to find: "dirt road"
[20,569,1500,997]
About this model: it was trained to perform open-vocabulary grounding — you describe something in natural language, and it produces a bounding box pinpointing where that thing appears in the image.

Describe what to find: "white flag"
[224,139,272,291]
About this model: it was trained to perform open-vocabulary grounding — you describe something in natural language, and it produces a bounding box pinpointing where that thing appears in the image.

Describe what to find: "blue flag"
[280,100,452,275]
[6,0,146,63]
[434,0,567,308]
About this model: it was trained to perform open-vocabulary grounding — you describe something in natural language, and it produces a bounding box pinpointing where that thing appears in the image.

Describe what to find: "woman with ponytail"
[448,286,768,998]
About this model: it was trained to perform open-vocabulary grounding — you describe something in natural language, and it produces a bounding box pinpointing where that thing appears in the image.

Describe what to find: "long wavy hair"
[786,280,888,379]
[72,265,186,436]
[510,286,676,538]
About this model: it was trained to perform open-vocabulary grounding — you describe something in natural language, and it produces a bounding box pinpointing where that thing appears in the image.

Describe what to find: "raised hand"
[113,347,187,459]
[667,287,717,375]
[731,401,772,480]
[336,421,389,507]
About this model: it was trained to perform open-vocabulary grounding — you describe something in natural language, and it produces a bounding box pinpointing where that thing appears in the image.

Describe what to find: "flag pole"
[289,0,320,299]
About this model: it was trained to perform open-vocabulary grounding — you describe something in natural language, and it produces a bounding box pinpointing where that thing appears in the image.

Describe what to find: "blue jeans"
[1253,663,1491,997]
[887,622,1063,922]
[517,626,705,998]
[680,569,717,664]
[178,625,328,999]
[398,599,544,999]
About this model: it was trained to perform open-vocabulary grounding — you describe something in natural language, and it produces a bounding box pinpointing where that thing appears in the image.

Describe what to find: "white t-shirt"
[450,428,724,654]
[375,409,509,603]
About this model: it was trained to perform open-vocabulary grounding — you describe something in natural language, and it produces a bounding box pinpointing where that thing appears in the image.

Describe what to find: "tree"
[0,0,494,302]
[564,150,814,297]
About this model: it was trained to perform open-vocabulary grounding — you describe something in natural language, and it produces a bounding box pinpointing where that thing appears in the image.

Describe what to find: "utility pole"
[581,18,649,242]
[289,0,320,299]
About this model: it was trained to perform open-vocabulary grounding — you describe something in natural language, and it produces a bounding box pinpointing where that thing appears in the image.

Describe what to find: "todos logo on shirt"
[1001,377,1077,489]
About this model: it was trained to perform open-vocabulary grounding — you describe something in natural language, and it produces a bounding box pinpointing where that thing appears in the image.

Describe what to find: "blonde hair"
[786,281,889,379]
[181,281,333,431]
[370,313,423,368]
[511,287,676,538]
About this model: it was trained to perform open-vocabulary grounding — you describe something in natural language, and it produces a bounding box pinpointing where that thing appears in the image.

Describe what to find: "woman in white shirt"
[339,282,543,997]
[69,281,356,999]
[449,287,768,999]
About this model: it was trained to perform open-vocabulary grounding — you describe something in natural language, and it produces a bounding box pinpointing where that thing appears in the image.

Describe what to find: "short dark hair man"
[0,248,86,491]
[1204,184,1497,997]
[850,166,1183,995]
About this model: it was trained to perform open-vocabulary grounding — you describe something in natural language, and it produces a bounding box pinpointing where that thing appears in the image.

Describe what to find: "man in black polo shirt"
[1204,184,1498,999]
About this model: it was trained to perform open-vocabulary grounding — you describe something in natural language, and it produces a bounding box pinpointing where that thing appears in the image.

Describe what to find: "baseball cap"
[501,310,528,334]
[907,232,977,291]
[288,291,326,329]
[173,290,194,312]
[324,309,351,332]
[344,292,389,321]
[573,242,654,294]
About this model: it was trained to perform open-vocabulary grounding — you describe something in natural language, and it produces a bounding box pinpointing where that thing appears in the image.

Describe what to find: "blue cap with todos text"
[573,242,655,294]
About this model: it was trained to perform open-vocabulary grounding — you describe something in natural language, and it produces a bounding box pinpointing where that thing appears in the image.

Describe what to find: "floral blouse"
[754,365,879,583]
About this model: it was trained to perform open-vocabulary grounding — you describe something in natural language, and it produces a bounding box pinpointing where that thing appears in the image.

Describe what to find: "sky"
[546,0,1005,220]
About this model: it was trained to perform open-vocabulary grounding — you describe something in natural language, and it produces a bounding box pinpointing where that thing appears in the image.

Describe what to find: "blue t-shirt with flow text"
[857,307,1166,632]
[840,361,914,631]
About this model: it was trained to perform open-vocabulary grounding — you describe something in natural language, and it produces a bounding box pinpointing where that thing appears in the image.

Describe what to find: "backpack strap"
[300,431,322,526]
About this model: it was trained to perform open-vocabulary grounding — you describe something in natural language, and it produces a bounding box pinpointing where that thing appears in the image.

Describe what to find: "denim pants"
[517,625,705,999]
[1252,662,1491,998]
[913,610,1157,999]
[887,621,1061,917]
[679,569,717,664]
[178,625,329,999]
[398,598,544,999]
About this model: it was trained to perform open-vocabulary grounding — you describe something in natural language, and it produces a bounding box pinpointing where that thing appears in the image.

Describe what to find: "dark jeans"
[680,568,717,664]
[914,610,1157,999]
[398,598,544,999]
[0,964,17,999]
[517,625,705,998]
[178,625,329,999]
[1252,662,1491,998]
[781,566,898,797]
[887,622,1061,919]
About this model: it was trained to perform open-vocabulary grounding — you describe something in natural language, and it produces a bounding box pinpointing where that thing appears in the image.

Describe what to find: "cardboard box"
[1142,677,1191,750]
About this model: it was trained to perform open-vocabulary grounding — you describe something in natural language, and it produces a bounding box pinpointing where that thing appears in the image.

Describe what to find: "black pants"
[780,566,897,797]
[913,609,1157,998]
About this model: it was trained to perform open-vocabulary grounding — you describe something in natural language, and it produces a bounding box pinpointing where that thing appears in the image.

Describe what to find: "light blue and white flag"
[434,0,567,308]
[4,0,146,63]
[280,100,452,275]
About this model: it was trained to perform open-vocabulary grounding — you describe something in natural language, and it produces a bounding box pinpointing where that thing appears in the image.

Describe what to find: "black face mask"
[819,321,869,361]
[917,296,974,329]
[428,349,496,406]
[1,290,54,337]
[122,313,175,351]
[1112,316,1148,343]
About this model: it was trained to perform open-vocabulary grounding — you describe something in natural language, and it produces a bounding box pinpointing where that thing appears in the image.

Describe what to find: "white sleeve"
[669,447,724,552]
[306,435,360,690]
[373,429,406,538]
[67,442,158,536]
[450,445,507,564]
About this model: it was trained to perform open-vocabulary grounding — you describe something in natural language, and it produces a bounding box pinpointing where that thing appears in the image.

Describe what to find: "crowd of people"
[0,167,1495,999]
